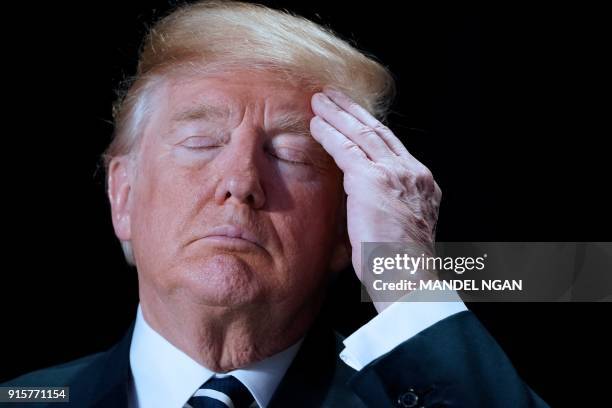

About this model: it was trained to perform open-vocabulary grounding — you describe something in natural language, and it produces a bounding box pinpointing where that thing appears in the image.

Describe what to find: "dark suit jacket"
[2,310,549,407]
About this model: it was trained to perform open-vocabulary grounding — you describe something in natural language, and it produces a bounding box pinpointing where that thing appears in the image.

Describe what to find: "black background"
[1,1,610,406]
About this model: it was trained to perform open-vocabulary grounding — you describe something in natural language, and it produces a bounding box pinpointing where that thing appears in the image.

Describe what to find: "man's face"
[111,69,346,310]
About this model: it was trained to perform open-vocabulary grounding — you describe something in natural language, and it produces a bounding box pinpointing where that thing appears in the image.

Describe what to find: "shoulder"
[2,322,136,407]
[1,352,107,387]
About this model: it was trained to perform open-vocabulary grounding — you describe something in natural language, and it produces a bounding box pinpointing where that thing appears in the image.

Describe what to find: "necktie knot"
[187,375,255,408]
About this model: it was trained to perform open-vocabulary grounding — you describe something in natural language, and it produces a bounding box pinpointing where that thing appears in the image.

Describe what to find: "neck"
[138,283,324,372]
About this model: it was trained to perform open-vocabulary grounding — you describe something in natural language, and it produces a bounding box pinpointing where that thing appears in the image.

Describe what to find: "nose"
[213,134,266,209]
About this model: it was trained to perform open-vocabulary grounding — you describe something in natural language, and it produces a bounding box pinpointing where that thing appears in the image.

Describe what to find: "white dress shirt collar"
[129,304,302,408]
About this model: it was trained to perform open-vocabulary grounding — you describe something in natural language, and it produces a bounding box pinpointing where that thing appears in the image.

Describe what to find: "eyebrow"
[171,104,231,123]
[171,103,312,138]
[269,111,312,139]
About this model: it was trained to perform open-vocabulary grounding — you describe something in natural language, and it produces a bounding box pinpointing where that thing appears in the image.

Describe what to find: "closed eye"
[268,146,313,165]
[179,136,223,150]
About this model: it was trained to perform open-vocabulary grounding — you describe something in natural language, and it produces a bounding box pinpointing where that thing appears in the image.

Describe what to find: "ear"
[107,156,133,241]
[329,227,351,274]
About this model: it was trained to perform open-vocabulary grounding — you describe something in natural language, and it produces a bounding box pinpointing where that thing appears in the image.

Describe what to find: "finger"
[311,92,394,162]
[309,115,369,172]
[322,87,413,160]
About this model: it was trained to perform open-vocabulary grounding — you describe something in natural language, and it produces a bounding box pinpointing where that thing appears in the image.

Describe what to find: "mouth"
[200,225,264,250]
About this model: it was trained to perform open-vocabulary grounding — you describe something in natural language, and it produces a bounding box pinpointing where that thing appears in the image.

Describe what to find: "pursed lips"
[201,224,264,249]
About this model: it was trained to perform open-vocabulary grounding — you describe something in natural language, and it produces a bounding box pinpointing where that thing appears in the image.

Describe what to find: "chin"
[180,253,264,307]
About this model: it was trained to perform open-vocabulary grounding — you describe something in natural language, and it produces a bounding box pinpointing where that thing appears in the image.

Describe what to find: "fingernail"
[323,86,342,97]
[313,92,328,103]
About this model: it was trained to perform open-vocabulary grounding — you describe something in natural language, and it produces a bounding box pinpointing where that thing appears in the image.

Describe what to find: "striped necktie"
[186,375,256,408]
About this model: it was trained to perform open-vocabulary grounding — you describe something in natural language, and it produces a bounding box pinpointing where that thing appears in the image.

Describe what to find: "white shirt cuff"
[339,290,467,371]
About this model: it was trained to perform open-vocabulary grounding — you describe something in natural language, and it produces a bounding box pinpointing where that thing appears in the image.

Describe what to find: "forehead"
[162,70,314,121]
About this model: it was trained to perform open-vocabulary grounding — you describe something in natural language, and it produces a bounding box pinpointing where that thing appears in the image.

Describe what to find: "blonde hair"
[105,0,396,264]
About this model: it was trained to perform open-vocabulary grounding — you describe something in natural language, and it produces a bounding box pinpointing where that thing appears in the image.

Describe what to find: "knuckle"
[340,139,355,150]
[357,125,376,139]
[419,166,434,181]
[373,122,391,135]
[434,180,442,197]
[342,140,364,157]
[348,101,362,112]
[397,169,413,185]
[415,167,435,195]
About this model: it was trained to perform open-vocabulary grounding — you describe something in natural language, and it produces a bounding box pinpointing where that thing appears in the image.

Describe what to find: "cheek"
[271,178,343,253]
[131,152,214,245]
[265,181,343,297]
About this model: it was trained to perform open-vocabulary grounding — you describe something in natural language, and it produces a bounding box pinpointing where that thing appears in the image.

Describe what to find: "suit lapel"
[73,313,364,407]
[267,315,364,407]
[84,322,134,408]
